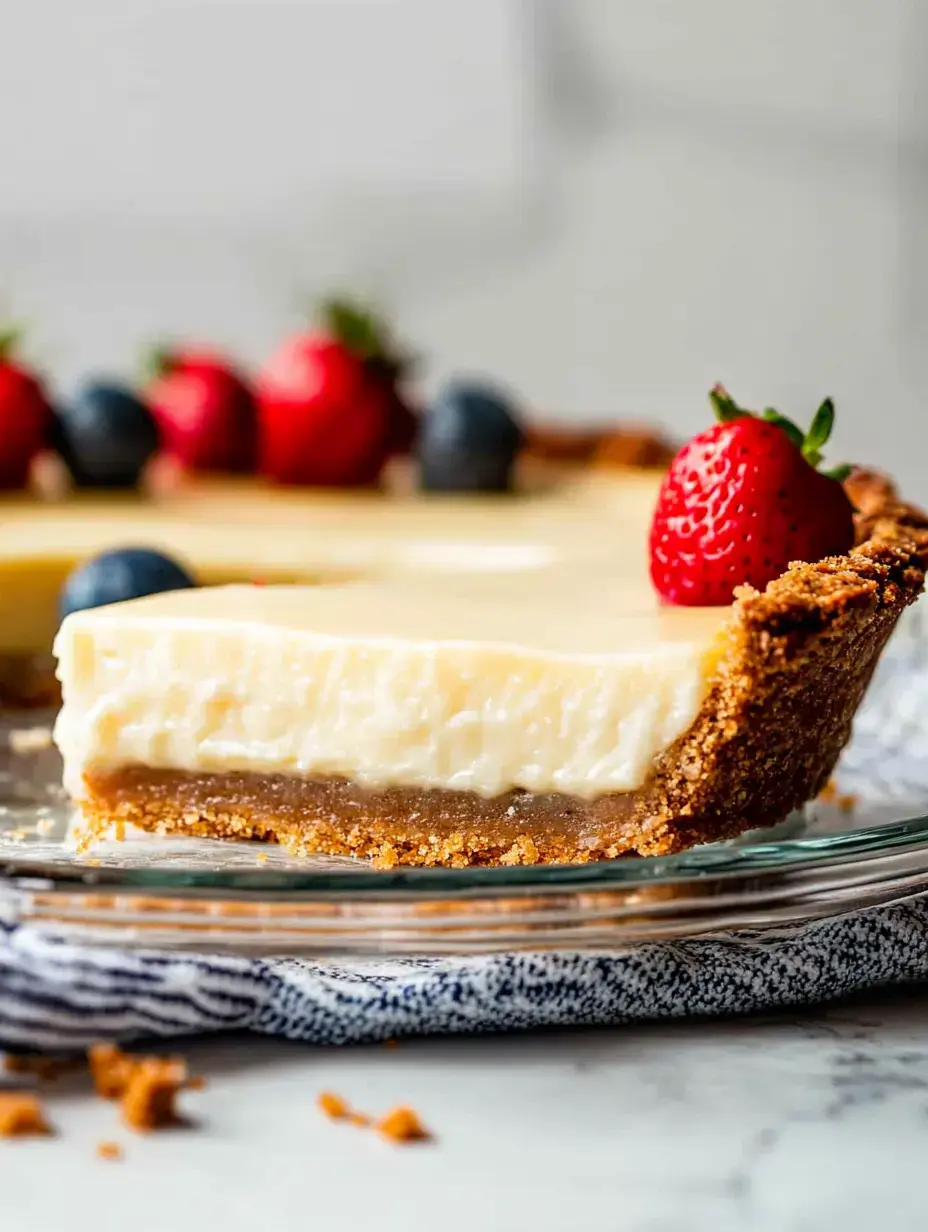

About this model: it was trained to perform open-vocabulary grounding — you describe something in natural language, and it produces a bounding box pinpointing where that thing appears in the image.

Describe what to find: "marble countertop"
[3,987,927,1232]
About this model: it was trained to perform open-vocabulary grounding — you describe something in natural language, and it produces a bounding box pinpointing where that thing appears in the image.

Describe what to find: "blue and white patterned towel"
[1,900,927,1050]
[2,608,928,1051]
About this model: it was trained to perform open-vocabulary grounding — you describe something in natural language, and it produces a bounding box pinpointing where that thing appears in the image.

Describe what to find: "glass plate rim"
[5,808,928,899]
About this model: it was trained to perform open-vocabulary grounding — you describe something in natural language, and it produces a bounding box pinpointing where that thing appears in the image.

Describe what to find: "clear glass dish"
[2,607,927,956]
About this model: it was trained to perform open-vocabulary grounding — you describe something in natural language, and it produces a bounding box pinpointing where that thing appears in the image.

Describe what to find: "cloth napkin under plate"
[0,898,927,1051]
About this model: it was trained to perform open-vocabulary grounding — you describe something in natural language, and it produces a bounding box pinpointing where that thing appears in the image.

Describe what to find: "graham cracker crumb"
[88,1043,135,1100]
[3,1053,78,1082]
[121,1057,189,1132]
[317,1091,349,1120]
[96,1140,123,1161]
[376,1106,431,1144]
[317,1091,426,1140]
[0,1092,53,1137]
[88,1043,199,1131]
[817,780,858,813]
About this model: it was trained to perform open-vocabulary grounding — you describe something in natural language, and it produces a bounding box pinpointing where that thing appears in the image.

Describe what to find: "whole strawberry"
[0,329,52,489]
[145,347,256,473]
[256,299,415,486]
[649,386,855,606]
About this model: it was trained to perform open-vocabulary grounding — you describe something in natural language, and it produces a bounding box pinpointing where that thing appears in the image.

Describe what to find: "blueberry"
[418,380,524,492]
[60,548,196,620]
[52,381,160,487]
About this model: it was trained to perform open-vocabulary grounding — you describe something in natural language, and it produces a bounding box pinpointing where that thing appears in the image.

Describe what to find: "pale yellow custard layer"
[1,470,659,654]
[54,573,729,801]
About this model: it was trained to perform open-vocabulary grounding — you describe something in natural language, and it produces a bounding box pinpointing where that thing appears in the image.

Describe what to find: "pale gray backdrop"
[3,0,926,496]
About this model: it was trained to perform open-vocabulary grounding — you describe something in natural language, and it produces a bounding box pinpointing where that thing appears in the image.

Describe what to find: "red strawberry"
[256,299,416,486]
[145,347,256,473]
[0,329,52,490]
[649,386,855,606]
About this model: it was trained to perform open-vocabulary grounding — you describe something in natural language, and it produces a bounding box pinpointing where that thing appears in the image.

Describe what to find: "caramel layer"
[79,765,741,868]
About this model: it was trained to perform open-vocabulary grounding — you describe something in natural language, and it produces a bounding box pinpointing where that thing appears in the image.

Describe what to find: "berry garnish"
[256,298,414,486]
[0,328,52,490]
[51,381,160,488]
[59,548,196,619]
[649,386,855,606]
[418,379,523,492]
[144,346,256,473]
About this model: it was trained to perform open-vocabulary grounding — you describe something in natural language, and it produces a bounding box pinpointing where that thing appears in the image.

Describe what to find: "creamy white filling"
[53,584,727,801]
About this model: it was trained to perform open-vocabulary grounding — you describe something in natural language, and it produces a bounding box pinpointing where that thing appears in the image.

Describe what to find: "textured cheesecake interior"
[54,567,729,803]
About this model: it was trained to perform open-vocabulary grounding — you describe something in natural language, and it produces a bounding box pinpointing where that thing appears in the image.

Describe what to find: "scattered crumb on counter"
[3,1053,79,1082]
[121,1057,191,1132]
[382,1039,398,1049]
[817,779,858,813]
[317,1091,349,1119]
[89,1044,135,1101]
[88,1043,201,1131]
[318,1090,430,1142]
[8,726,53,755]
[96,1140,123,1161]
[0,1092,53,1137]
[376,1106,431,1144]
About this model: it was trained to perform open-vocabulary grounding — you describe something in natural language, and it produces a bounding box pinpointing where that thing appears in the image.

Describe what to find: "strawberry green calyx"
[141,344,175,386]
[321,297,414,384]
[710,385,848,479]
[708,384,746,424]
[322,298,392,364]
[0,326,23,363]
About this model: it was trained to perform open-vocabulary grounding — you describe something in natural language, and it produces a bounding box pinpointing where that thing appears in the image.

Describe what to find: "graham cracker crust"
[76,470,928,868]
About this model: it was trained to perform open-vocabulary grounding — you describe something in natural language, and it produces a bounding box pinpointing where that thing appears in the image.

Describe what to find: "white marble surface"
[1,988,927,1231]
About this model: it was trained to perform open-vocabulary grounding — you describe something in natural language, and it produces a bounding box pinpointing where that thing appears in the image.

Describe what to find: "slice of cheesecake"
[52,471,928,866]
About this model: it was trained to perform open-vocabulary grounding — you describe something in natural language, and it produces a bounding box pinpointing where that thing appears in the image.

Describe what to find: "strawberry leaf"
[323,298,390,363]
[0,325,23,362]
[761,408,805,451]
[711,386,850,483]
[801,397,835,467]
[140,344,174,386]
[709,385,747,423]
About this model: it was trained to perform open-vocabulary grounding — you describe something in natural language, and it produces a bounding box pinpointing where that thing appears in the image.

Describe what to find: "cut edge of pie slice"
[53,470,928,868]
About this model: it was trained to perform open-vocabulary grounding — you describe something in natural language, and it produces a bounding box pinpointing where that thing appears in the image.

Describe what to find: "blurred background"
[3,0,926,494]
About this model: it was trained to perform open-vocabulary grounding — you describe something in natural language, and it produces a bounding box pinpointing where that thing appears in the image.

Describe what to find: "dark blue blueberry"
[418,379,524,492]
[51,381,160,487]
[60,548,196,620]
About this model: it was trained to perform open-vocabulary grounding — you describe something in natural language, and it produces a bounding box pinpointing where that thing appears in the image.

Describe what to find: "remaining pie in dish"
[52,461,928,867]
[0,442,666,708]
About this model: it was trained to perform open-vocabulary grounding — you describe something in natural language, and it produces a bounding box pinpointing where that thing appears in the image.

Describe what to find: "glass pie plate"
[2,607,928,957]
